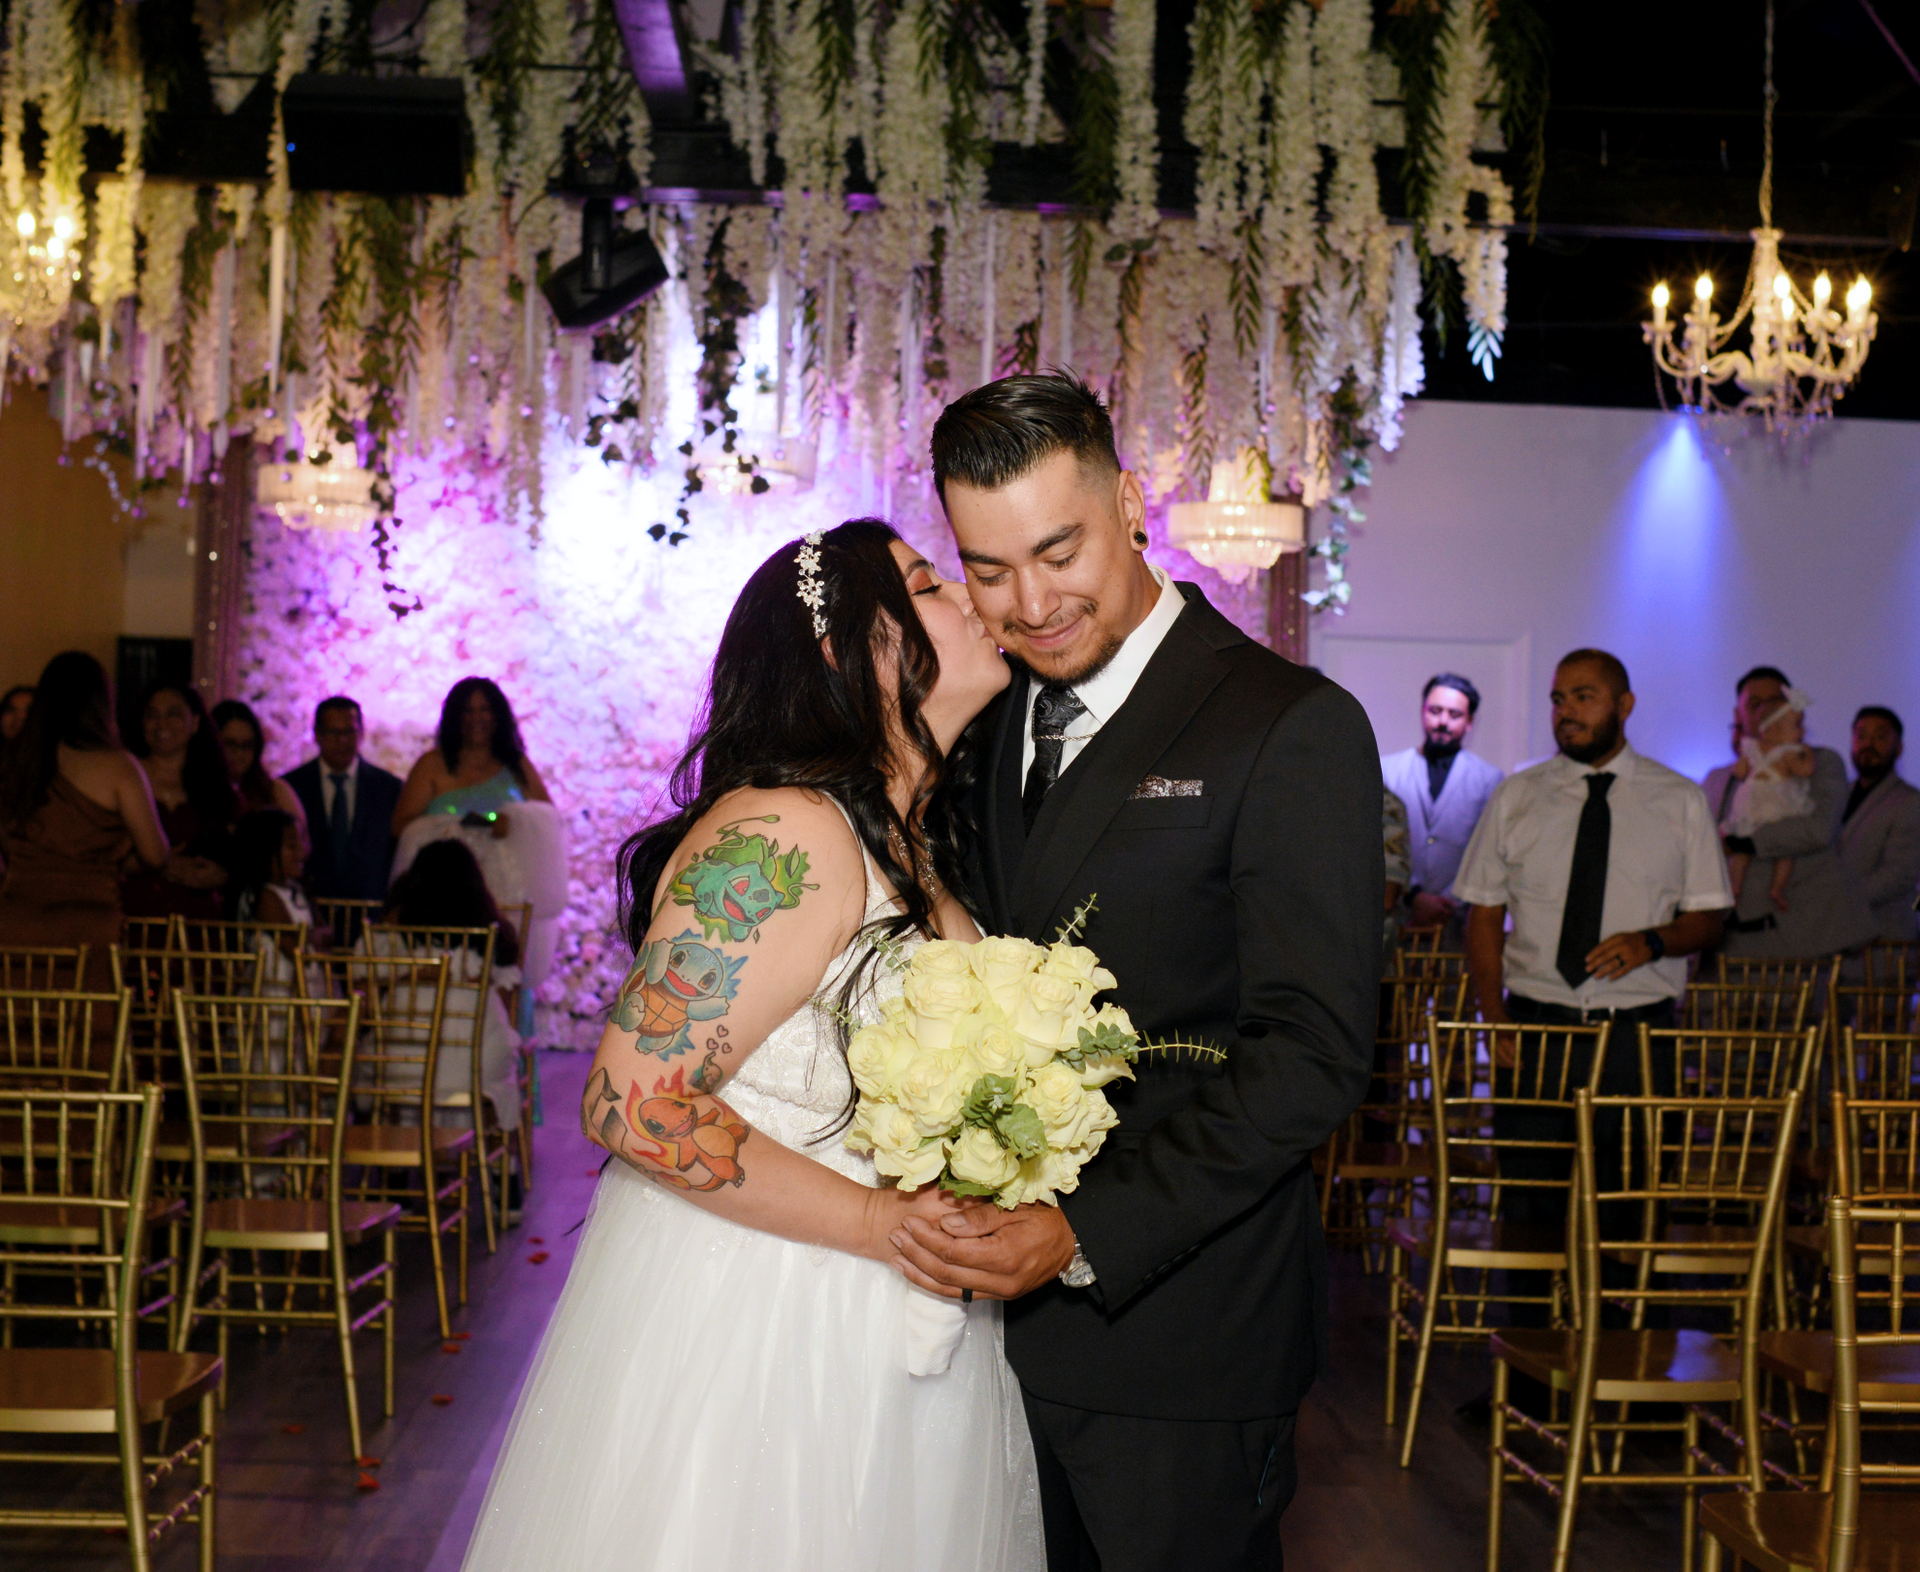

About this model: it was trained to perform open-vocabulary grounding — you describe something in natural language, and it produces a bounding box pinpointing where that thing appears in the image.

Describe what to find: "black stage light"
[541,134,668,330]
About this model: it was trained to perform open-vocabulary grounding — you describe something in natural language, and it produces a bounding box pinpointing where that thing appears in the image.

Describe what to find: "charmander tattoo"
[613,931,745,1057]
[667,817,815,942]
[581,1066,752,1192]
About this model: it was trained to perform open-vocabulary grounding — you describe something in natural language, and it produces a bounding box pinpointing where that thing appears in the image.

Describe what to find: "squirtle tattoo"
[613,932,746,1057]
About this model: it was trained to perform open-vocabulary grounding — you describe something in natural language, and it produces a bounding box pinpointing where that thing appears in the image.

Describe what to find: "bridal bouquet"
[843,930,1139,1374]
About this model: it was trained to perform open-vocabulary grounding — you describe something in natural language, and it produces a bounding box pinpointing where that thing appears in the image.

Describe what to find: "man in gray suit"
[1839,706,1920,943]
[1703,667,1877,958]
[1380,673,1504,934]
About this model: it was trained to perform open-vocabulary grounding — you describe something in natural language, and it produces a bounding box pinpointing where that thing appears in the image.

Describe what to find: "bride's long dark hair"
[617,519,981,1009]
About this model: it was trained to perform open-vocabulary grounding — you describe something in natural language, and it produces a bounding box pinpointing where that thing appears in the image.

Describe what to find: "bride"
[461,520,1043,1571]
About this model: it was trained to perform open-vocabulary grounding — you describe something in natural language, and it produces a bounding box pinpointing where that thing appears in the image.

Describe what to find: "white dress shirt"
[1020,567,1186,780]
[321,761,358,827]
[1453,742,1733,1009]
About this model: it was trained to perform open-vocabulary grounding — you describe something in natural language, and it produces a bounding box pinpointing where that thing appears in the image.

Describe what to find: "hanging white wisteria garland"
[0,0,1539,613]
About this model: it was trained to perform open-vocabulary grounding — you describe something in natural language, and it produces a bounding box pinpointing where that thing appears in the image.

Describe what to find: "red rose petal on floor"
[528,1251,550,1264]
[442,1342,462,1354]
[530,1237,545,1244]
[431,1393,454,1406]
[357,1456,381,1468]
[282,1423,306,1435]
[356,1473,381,1492]
[451,1331,473,1340]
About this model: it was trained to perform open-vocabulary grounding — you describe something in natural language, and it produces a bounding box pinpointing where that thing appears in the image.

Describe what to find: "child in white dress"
[1721,688,1817,911]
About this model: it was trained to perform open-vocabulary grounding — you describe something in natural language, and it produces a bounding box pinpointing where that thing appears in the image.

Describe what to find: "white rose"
[910,939,976,982]
[998,1158,1053,1209]
[1036,1144,1090,1197]
[878,994,911,1028]
[1039,943,1117,1007]
[1084,1087,1119,1140]
[903,968,986,1051]
[1012,971,1083,1056]
[970,936,1045,1013]
[1075,1006,1139,1089]
[847,1023,906,1098]
[895,1050,975,1136]
[1024,1062,1096,1147]
[947,1126,1020,1192]
[971,1023,1028,1080]
[874,1133,951,1190]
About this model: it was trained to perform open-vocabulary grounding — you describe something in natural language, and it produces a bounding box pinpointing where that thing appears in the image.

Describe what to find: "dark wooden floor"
[5,1051,1694,1571]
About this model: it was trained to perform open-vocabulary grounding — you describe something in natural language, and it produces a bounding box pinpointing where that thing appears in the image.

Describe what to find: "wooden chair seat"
[0,1195,185,1244]
[1493,1327,1741,1401]
[0,1347,222,1431]
[1757,1329,1920,1403]
[1648,1221,1762,1275]
[203,1197,402,1251]
[1785,1221,1920,1272]
[342,1123,476,1167]
[1699,1488,1920,1572]
[154,1119,297,1162]
[1385,1215,1567,1268]
[1331,1140,1434,1180]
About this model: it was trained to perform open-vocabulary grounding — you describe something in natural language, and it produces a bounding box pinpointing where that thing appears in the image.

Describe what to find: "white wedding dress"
[461,837,1044,1572]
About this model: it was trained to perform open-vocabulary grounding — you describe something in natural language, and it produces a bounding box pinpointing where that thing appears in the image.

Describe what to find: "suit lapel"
[979,675,1030,932]
[1843,774,1896,849]
[1013,609,1232,935]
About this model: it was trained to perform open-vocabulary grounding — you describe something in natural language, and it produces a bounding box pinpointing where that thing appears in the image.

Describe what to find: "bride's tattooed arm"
[582,1064,750,1191]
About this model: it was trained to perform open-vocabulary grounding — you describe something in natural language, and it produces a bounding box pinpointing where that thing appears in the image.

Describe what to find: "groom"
[891,373,1382,1570]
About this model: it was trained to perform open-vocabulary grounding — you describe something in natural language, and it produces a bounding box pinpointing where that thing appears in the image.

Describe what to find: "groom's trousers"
[1022,1392,1297,1571]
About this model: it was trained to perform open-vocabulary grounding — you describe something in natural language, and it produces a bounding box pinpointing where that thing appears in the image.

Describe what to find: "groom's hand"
[889,1203,1077,1300]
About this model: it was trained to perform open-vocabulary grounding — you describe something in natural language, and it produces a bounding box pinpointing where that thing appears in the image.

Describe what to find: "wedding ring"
[961,1289,973,1304]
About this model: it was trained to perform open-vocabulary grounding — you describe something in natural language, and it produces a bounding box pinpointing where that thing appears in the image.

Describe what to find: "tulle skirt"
[461,1163,1044,1572]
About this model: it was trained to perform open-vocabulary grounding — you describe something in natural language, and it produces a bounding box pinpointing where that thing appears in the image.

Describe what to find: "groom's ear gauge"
[1132,531,1148,548]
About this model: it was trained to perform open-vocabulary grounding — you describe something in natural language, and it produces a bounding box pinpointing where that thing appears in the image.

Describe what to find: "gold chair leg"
[1487,1358,1509,1572]
[422,1160,453,1340]
[332,1236,364,1463]
[1552,1382,1595,1572]
[121,1402,153,1572]
[1400,1248,1446,1467]
[472,1110,499,1255]
[458,1151,471,1307]
[216,1259,231,1409]
[1701,1529,1724,1572]
[1681,1406,1700,1572]
[1384,1245,1404,1427]
[199,1387,217,1572]
[383,1229,397,1419]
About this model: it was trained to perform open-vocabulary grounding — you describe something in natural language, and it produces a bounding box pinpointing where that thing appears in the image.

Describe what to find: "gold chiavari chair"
[173,991,400,1463]
[1704,1197,1920,1569]
[1386,1018,1610,1466]
[316,950,470,1338]
[1680,980,1813,1035]
[0,1084,221,1572]
[1839,1029,1920,1102]
[0,945,91,993]
[1488,1086,1802,1572]
[1714,954,1836,997]
[1764,1092,1920,1491]
[497,901,537,1198]
[119,916,175,953]
[368,922,521,1248]
[1320,972,1469,1267]
[1860,939,1920,991]
[314,897,383,952]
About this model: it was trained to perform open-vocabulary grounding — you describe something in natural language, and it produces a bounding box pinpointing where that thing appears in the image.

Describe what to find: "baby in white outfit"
[1721,689,1817,912]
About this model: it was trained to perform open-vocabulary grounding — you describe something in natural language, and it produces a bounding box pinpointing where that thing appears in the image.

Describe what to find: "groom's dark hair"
[930,371,1121,508]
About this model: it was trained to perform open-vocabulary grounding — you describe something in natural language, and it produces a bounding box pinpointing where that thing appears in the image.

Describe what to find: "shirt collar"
[1069,568,1184,725]
[1551,740,1638,784]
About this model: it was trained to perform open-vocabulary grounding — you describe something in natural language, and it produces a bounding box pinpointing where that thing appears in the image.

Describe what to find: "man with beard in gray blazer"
[1839,706,1920,943]
[1379,673,1504,939]
[1702,667,1877,959]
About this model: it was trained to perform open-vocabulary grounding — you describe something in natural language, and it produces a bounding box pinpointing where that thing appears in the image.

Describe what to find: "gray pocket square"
[1131,776,1204,799]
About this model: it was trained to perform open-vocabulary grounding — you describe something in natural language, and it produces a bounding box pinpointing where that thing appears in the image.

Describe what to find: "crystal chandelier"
[255,458,381,532]
[1167,447,1305,587]
[1641,0,1875,430]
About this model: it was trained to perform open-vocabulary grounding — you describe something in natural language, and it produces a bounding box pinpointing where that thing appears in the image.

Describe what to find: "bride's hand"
[858,1183,957,1263]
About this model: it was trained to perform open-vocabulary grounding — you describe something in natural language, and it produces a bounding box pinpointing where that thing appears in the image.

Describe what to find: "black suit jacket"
[971,584,1381,1421]
[284,757,403,902]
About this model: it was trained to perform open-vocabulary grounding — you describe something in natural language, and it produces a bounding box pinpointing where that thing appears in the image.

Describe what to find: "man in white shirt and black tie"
[1451,649,1730,1378]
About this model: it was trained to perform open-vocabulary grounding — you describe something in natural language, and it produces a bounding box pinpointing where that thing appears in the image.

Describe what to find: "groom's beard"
[1001,605,1127,688]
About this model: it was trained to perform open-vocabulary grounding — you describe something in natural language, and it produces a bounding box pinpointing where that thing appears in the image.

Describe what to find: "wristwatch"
[1640,928,1667,961]
[1059,1239,1096,1289]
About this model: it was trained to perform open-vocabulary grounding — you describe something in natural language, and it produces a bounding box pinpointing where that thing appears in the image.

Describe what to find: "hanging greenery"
[0,0,1543,614]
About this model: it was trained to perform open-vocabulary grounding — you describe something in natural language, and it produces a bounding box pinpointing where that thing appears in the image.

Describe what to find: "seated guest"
[375,839,523,1121]
[0,653,169,973]
[1383,787,1411,956]
[1839,705,1920,943]
[283,696,403,905]
[0,684,33,744]
[213,699,310,837]
[125,682,241,920]
[1702,667,1877,959]
[227,809,331,989]
[393,677,552,837]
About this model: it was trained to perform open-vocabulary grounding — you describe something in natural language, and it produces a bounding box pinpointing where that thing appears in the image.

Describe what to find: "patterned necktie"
[328,772,352,867]
[1023,684,1088,832]
[1555,772,1615,990]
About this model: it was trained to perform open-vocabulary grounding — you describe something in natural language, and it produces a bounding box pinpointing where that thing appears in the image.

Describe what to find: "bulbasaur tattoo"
[614,932,746,1057]
[668,816,816,942]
